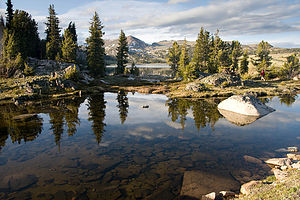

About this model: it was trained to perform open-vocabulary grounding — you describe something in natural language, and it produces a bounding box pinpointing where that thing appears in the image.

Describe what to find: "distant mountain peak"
[127,35,149,49]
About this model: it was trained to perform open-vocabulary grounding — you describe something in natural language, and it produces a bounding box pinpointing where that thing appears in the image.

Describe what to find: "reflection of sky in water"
[0,93,300,199]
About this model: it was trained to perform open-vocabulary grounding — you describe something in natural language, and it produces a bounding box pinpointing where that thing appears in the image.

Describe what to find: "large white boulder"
[218,95,275,116]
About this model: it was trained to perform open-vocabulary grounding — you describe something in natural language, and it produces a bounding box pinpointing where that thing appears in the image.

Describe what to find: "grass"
[236,170,300,200]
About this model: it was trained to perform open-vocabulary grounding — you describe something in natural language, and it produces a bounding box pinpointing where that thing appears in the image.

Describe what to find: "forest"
[0,0,299,82]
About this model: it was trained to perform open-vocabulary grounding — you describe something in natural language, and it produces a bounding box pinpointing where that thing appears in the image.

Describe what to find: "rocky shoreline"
[179,146,300,200]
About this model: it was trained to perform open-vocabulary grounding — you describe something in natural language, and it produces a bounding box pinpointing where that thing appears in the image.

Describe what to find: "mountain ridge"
[104,35,300,64]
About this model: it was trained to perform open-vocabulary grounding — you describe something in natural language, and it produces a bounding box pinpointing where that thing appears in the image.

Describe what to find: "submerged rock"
[218,95,275,116]
[180,171,240,199]
[0,174,38,192]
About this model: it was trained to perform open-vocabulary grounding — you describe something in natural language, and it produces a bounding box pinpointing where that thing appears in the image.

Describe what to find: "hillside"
[104,36,300,65]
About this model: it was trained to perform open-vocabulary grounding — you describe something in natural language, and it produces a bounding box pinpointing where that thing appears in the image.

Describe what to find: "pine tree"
[61,29,77,62]
[116,30,129,75]
[255,40,272,72]
[10,10,40,59]
[208,30,222,73]
[217,42,232,73]
[6,0,14,29]
[192,27,211,73]
[86,12,105,77]
[177,40,194,81]
[67,22,77,44]
[167,41,181,77]
[280,54,299,79]
[230,40,242,72]
[0,29,24,77]
[240,49,249,75]
[45,4,61,60]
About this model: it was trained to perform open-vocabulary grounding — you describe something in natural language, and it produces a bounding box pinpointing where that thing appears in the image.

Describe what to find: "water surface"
[0,93,299,199]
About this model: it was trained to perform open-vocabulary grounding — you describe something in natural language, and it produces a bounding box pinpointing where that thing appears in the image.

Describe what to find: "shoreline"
[1,75,300,105]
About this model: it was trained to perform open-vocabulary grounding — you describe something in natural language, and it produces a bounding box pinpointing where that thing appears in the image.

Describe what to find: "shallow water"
[0,93,299,199]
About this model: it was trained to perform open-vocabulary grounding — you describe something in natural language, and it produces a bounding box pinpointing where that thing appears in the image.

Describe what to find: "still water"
[0,93,299,199]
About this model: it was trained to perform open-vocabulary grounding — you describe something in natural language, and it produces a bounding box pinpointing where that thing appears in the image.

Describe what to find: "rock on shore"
[218,95,275,116]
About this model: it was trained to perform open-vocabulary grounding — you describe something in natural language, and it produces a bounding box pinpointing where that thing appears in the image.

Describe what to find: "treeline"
[0,0,132,78]
[167,28,300,80]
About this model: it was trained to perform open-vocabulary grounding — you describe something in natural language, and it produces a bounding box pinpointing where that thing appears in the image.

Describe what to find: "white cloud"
[168,0,190,4]
[12,0,300,46]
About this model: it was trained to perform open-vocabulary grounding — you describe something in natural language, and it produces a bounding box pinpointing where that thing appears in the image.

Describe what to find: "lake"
[107,64,170,68]
[0,93,299,199]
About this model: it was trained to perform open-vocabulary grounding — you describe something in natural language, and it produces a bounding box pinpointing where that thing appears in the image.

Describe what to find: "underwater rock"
[180,171,240,199]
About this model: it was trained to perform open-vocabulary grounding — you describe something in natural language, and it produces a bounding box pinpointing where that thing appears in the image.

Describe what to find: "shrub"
[23,63,34,76]
[64,65,79,81]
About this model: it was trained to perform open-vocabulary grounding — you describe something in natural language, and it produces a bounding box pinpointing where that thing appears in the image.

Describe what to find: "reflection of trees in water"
[88,93,106,144]
[0,97,85,150]
[49,98,85,145]
[0,104,43,151]
[117,90,129,124]
[49,110,65,146]
[279,94,297,107]
[166,98,223,130]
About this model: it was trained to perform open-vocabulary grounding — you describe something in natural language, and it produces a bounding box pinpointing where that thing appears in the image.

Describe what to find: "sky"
[1,0,300,47]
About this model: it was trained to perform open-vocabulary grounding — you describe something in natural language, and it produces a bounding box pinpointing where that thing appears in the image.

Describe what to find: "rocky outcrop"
[218,95,275,116]
[199,73,241,86]
[265,158,292,167]
[293,74,300,81]
[185,83,207,92]
[240,181,262,195]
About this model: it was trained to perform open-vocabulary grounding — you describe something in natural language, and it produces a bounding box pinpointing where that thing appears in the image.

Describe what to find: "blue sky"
[1,0,300,47]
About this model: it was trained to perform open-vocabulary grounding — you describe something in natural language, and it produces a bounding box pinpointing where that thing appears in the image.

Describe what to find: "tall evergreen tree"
[230,40,242,72]
[45,4,61,60]
[192,27,211,73]
[61,29,77,62]
[208,30,222,73]
[217,42,232,73]
[116,30,129,75]
[167,41,181,77]
[280,54,300,79]
[86,12,105,77]
[0,29,24,77]
[10,10,40,59]
[254,40,272,71]
[178,40,194,81]
[0,16,5,55]
[6,0,14,29]
[67,21,77,44]
[240,49,249,75]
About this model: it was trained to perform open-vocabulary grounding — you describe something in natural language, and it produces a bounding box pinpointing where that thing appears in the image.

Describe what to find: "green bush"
[64,65,79,81]
[23,63,34,76]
